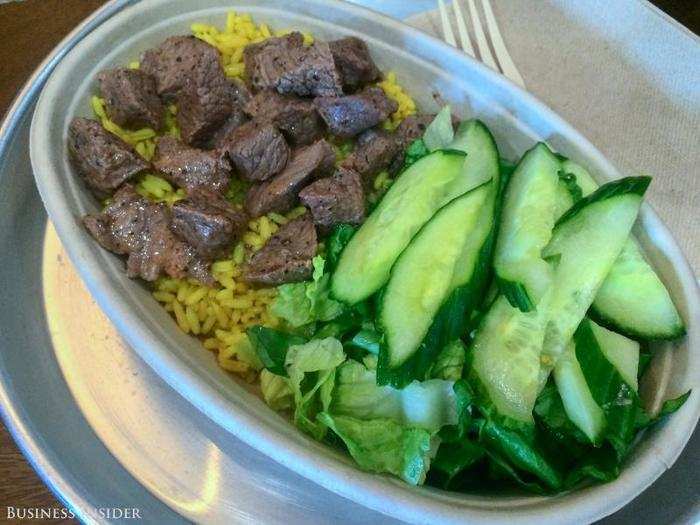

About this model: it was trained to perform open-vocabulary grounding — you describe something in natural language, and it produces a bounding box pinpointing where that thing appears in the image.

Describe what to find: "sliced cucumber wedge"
[331,150,469,304]
[554,342,606,444]
[471,296,545,423]
[494,143,561,311]
[560,161,685,340]
[588,319,640,392]
[380,184,491,368]
[540,176,650,369]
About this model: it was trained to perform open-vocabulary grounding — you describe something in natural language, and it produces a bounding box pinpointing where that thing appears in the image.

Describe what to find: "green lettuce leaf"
[327,224,357,270]
[285,337,346,440]
[271,256,345,328]
[429,339,467,380]
[260,369,293,410]
[330,360,458,433]
[403,139,430,169]
[423,105,455,151]
[429,439,485,489]
[247,326,306,376]
[318,412,436,485]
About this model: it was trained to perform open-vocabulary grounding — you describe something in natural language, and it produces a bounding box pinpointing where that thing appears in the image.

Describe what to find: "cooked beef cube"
[219,121,289,182]
[68,117,150,197]
[176,73,235,147]
[328,37,380,91]
[82,184,213,283]
[299,167,365,232]
[98,68,164,130]
[244,33,343,97]
[395,113,437,146]
[206,79,251,148]
[171,192,247,258]
[141,36,223,100]
[245,139,335,217]
[315,87,397,138]
[152,136,230,194]
[340,128,401,180]
[244,216,317,285]
[244,91,324,146]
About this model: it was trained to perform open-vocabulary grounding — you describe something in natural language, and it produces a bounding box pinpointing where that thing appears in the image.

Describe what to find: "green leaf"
[423,106,455,151]
[271,256,345,328]
[318,412,436,485]
[285,338,346,440]
[430,439,485,489]
[259,369,293,410]
[635,390,691,429]
[429,339,467,381]
[348,327,382,355]
[330,360,458,433]
[403,139,429,168]
[327,224,357,270]
[246,326,306,376]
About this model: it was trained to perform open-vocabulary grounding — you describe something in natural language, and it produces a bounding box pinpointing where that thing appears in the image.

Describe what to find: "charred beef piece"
[244,216,317,285]
[245,139,335,217]
[299,167,365,233]
[219,121,289,182]
[314,87,397,138]
[244,91,323,146]
[340,128,401,180]
[244,33,343,97]
[83,184,213,283]
[152,136,231,194]
[98,68,164,130]
[171,192,247,258]
[68,118,150,197]
[207,79,251,148]
[141,36,223,100]
[328,37,380,91]
[176,73,235,147]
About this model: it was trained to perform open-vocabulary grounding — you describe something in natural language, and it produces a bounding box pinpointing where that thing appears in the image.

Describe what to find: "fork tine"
[437,0,457,47]
[451,0,476,58]
[480,0,525,87]
[465,0,498,71]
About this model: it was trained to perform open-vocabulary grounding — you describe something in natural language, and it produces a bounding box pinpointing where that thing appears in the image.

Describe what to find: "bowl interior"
[30,1,699,523]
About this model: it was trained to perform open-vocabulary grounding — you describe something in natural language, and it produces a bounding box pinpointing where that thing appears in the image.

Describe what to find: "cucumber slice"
[494,143,561,311]
[471,297,545,423]
[588,319,639,392]
[554,342,606,444]
[331,150,468,304]
[561,161,685,340]
[540,176,650,369]
[380,184,491,368]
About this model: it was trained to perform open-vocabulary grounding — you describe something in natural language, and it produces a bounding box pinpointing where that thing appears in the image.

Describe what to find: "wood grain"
[0,0,696,520]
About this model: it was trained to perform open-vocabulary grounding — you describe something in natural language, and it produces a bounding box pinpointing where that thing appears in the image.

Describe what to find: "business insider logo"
[5,506,143,520]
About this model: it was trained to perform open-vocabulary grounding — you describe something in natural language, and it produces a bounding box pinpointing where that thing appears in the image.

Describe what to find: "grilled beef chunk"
[328,37,380,91]
[315,87,397,138]
[299,167,365,232]
[152,136,231,194]
[83,184,213,283]
[171,192,247,258]
[340,128,401,180]
[98,68,164,130]
[219,121,289,182]
[245,139,335,217]
[395,113,436,146]
[68,118,150,197]
[244,216,317,285]
[244,91,323,146]
[141,36,223,100]
[176,75,235,147]
[244,33,343,97]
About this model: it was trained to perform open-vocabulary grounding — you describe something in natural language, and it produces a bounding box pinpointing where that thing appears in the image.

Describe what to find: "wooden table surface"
[0,0,698,522]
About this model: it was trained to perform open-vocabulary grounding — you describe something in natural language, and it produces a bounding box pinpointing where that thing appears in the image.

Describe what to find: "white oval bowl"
[30,1,699,523]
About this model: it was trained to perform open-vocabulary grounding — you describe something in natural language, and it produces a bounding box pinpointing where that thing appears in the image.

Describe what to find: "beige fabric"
[403,0,699,271]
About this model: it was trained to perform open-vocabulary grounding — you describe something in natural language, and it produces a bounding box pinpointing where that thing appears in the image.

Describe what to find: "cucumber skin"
[589,304,686,341]
[555,176,651,227]
[497,277,535,313]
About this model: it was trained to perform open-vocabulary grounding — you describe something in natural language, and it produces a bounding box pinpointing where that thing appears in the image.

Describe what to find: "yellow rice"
[91,12,416,381]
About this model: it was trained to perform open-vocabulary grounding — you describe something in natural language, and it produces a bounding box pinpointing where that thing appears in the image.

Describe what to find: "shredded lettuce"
[260,369,293,411]
[271,256,345,328]
[285,337,346,440]
[318,413,437,485]
[429,339,467,380]
[247,326,306,376]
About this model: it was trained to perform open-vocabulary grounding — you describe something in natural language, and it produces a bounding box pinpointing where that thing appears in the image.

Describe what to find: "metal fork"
[437,0,525,87]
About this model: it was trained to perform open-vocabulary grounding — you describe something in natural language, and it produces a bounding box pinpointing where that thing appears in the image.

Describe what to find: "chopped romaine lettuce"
[423,105,455,151]
[429,339,466,380]
[247,326,306,376]
[260,369,293,411]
